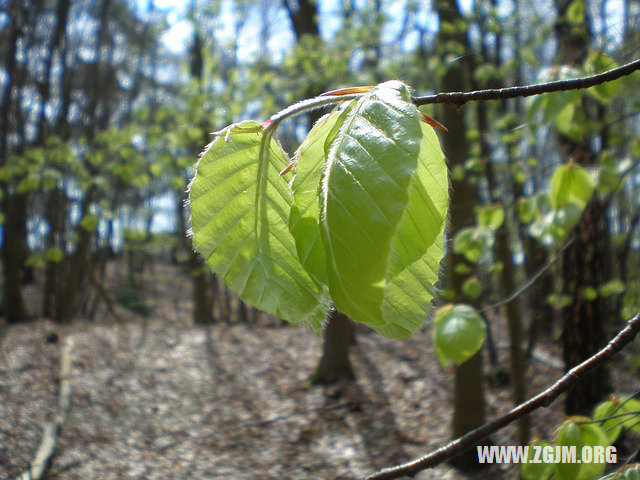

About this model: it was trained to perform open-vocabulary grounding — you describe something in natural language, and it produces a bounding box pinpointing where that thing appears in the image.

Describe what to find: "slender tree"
[434,0,486,469]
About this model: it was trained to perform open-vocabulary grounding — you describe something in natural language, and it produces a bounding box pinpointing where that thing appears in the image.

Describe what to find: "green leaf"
[45,247,65,263]
[319,81,448,338]
[462,277,482,299]
[555,419,609,480]
[577,423,609,480]
[433,304,486,366]
[566,0,585,24]
[550,163,594,210]
[556,420,584,480]
[189,121,330,330]
[555,102,575,136]
[454,263,471,275]
[585,51,622,104]
[289,111,342,285]
[585,286,598,301]
[476,204,504,229]
[453,227,494,263]
[619,398,640,434]
[25,254,45,269]
[593,399,623,444]
[599,279,625,297]
[522,440,554,480]
[518,197,538,224]
[80,214,99,232]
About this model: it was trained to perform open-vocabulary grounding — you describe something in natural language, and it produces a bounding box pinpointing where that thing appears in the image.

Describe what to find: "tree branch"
[412,58,640,106]
[15,337,74,480]
[363,311,640,480]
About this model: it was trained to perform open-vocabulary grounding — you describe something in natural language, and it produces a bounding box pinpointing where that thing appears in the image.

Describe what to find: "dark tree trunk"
[283,0,355,381]
[177,191,214,324]
[554,0,612,415]
[2,194,29,322]
[562,199,611,414]
[434,0,487,469]
[311,309,355,385]
[0,0,28,322]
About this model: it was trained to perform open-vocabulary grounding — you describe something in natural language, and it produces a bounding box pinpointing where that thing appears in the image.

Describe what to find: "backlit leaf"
[190,121,330,330]
[319,81,448,337]
[433,304,486,366]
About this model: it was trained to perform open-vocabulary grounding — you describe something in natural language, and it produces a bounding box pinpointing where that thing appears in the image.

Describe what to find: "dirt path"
[2,281,636,479]
[0,315,541,480]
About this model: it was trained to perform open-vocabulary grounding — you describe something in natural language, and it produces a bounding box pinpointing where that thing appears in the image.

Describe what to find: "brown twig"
[412,57,640,106]
[363,311,640,480]
[83,253,125,323]
[14,337,74,480]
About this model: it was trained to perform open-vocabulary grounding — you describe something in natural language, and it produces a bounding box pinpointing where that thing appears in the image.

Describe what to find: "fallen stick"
[15,336,74,480]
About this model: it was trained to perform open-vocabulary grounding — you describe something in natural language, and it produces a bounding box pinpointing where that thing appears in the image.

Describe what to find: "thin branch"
[480,155,640,315]
[363,311,640,480]
[479,237,574,314]
[412,57,640,106]
[14,337,74,480]
[83,253,124,324]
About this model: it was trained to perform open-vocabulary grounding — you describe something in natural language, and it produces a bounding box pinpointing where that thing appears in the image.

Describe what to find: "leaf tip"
[279,159,298,176]
[421,113,449,132]
[320,85,374,97]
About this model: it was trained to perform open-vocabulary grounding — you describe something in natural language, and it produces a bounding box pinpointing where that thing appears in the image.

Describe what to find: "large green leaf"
[318,81,448,337]
[289,110,343,285]
[189,121,330,330]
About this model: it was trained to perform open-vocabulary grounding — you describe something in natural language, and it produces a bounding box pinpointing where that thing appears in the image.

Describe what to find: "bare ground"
[1,263,638,479]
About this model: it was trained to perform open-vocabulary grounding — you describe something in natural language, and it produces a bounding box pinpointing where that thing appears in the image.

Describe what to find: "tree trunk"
[0,0,28,322]
[434,0,486,469]
[2,193,29,322]
[562,198,611,414]
[177,190,214,324]
[283,0,356,381]
[311,309,355,385]
[554,0,611,415]
[434,0,490,469]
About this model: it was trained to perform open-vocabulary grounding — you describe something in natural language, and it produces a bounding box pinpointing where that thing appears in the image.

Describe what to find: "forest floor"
[1,261,638,480]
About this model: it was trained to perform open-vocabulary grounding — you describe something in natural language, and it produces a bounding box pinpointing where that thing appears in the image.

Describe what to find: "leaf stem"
[265,94,360,131]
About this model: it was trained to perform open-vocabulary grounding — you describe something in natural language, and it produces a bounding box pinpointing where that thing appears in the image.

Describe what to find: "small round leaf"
[433,304,486,366]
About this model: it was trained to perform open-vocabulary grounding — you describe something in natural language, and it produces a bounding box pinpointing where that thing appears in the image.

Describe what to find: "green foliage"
[529,162,595,246]
[523,396,640,480]
[522,440,554,480]
[453,226,495,263]
[518,197,538,224]
[565,0,585,25]
[433,304,486,366]
[476,204,504,229]
[315,82,447,337]
[550,163,595,210]
[462,277,483,299]
[45,247,65,263]
[190,81,449,338]
[189,121,330,332]
[599,279,625,298]
[600,465,640,480]
[584,52,622,104]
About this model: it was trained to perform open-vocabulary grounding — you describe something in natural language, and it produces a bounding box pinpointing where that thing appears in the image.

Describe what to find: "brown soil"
[1,262,638,479]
